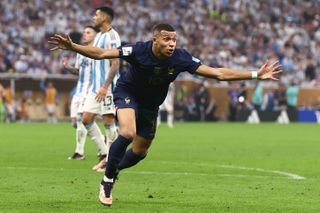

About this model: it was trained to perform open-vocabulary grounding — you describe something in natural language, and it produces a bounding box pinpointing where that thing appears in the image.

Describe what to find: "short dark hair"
[96,6,114,21]
[152,23,175,34]
[85,25,100,33]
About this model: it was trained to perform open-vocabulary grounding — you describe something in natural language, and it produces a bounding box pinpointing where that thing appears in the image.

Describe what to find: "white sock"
[103,175,113,183]
[75,121,87,155]
[167,112,173,128]
[86,122,107,155]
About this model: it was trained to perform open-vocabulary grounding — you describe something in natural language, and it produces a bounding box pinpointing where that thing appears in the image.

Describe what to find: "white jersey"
[74,54,93,96]
[90,28,121,94]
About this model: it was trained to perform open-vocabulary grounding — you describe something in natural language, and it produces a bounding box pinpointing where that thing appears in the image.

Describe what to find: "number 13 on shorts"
[101,94,116,115]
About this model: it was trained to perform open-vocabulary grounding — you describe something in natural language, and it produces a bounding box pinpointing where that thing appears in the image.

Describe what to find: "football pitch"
[0,122,319,213]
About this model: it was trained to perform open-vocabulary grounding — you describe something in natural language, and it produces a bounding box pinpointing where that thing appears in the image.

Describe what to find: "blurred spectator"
[16,97,29,122]
[0,83,4,122]
[0,0,319,87]
[286,80,299,110]
[184,96,198,121]
[174,82,188,121]
[237,82,249,111]
[304,56,317,84]
[274,83,287,110]
[3,84,15,123]
[40,80,58,123]
[261,91,275,111]
[195,81,211,121]
[196,81,217,121]
[251,82,263,110]
[228,82,240,121]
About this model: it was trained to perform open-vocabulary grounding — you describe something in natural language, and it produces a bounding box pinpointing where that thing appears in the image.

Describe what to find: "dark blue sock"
[105,135,132,179]
[117,149,146,170]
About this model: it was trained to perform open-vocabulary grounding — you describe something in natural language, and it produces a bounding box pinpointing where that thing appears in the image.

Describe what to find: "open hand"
[48,34,73,51]
[258,61,282,80]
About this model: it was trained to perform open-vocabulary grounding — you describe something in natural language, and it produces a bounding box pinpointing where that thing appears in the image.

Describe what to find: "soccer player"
[40,81,57,123]
[3,84,15,123]
[49,23,282,206]
[79,7,121,171]
[0,83,4,122]
[63,26,99,160]
[157,82,175,128]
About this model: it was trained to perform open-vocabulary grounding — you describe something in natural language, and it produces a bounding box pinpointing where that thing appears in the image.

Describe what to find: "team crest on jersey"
[154,67,162,75]
[168,67,175,75]
[124,97,131,104]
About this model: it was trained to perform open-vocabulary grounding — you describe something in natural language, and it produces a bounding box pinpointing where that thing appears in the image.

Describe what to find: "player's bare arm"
[62,58,79,75]
[49,34,120,59]
[95,58,120,102]
[195,61,282,81]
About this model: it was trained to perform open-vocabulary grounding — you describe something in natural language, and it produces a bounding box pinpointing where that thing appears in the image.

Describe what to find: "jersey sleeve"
[180,49,202,74]
[117,43,138,63]
[108,30,121,49]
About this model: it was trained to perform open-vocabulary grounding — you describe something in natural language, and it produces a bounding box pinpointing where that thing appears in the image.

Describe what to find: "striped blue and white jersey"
[89,28,121,94]
[74,54,93,96]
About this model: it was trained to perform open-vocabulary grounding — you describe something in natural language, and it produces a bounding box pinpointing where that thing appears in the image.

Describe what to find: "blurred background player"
[0,83,4,122]
[63,26,99,160]
[80,7,121,172]
[157,82,175,128]
[3,84,15,123]
[40,81,57,123]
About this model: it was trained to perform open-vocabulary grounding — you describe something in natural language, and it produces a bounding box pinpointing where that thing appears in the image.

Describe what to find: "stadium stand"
[0,0,319,121]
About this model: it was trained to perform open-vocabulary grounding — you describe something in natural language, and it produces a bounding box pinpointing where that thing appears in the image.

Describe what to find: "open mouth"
[167,49,174,54]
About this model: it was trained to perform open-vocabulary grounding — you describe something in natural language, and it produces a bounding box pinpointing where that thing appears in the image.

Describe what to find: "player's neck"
[152,46,169,60]
[100,23,112,33]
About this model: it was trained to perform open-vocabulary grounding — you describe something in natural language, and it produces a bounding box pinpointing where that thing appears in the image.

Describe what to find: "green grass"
[0,122,320,212]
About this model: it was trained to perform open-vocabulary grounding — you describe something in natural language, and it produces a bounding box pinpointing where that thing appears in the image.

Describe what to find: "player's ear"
[152,35,157,43]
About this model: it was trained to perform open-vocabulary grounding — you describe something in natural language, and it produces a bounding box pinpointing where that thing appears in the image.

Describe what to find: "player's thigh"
[82,93,100,116]
[117,108,136,138]
[136,108,158,140]
[132,135,152,155]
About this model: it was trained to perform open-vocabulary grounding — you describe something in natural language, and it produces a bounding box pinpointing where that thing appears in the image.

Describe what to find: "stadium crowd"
[1,0,319,87]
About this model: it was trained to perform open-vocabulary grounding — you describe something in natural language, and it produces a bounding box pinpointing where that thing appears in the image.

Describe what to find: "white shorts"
[82,92,115,115]
[70,94,86,118]
[46,104,56,114]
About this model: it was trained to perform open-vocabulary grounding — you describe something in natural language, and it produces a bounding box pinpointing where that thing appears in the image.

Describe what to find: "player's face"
[153,31,177,58]
[82,28,97,45]
[93,10,107,28]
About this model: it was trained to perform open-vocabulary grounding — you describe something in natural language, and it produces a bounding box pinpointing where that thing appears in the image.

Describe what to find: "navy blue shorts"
[114,87,158,140]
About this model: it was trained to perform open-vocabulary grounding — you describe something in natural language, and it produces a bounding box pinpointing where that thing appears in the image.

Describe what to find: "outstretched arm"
[48,34,119,60]
[195,61,282,81]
